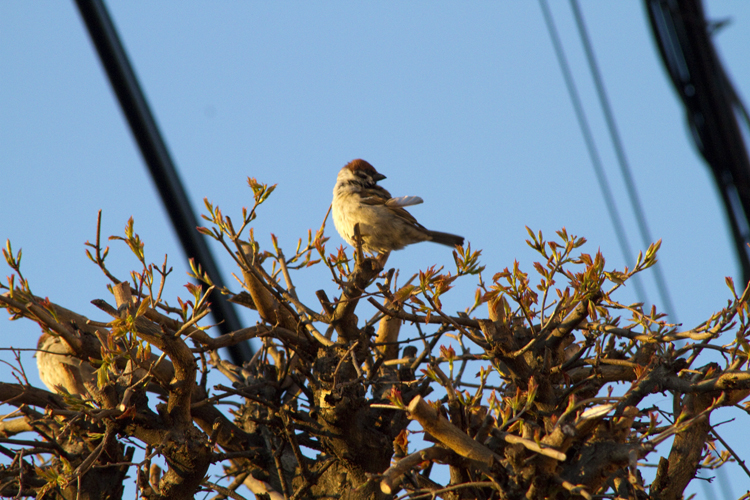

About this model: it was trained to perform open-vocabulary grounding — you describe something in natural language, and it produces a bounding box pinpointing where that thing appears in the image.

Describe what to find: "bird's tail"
[426,230,464,248]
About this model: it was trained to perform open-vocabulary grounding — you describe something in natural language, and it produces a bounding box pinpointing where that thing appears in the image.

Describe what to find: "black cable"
[645,0,750,286]
[569,0,678,322]
[73,0,253,363]
[538,0,650,305]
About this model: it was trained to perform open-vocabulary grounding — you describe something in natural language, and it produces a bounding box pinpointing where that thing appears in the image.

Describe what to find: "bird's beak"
[374,173,386,181]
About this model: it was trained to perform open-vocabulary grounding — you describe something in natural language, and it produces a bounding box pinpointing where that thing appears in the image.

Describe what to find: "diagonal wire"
[538,0,649,305]
[569,0,678,322]
[73,0,254,362]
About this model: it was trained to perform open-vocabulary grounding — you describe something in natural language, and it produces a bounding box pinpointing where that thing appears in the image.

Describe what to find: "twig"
[353,223,365,265]
[272,442,291,499]
[402,480,497,500]
[332,341,360,389]
[243,475,285,500]
[380,446,452,494]
[367,297,479,328]
[85,209,120,284]
[491,429,566,461]
[203,480,250,500]
[556,477,592,500]
[291,457,335,500]
[70,422,115,482]
[280,410,311,481]
[709,426,750,480]
[424,295,488,349]
[407,396,501,468]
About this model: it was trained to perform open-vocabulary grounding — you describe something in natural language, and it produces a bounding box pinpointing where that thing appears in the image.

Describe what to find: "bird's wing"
[360,193,391,206]
[359,187,426,228]
[385,196,424,208]
[391,205,425,228]
[359,184,392,206]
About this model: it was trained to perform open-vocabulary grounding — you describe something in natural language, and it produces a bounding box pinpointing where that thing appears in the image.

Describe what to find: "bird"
[36,332,96,397]
[36,332,167,398]
[331,159,464,255]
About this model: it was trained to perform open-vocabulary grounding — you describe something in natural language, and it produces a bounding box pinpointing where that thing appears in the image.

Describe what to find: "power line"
[538,0,650,305]
[73,0,253,363]
[568,0,678,322]
[646,0,750,287]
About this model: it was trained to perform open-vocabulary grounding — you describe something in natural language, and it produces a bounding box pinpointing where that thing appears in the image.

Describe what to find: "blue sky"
[2,2,750,498]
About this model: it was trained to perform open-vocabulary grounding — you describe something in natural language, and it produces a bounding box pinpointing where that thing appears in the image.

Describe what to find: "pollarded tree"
[1,178,749,500]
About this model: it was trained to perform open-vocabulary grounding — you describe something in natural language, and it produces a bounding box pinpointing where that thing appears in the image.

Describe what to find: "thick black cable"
[73,0,253,363]
[538,0,650,305]
[646,0,750,287]
[569,0,678,322]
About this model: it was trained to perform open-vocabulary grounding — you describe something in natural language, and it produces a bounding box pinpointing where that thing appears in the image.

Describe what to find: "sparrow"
[332,159,464,254]
[36,332,167,398]
[36,332,96,396]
